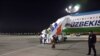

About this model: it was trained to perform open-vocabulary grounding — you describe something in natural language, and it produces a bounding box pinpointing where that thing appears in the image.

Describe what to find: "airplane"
[63,11,100,33]
[42,10,100,43]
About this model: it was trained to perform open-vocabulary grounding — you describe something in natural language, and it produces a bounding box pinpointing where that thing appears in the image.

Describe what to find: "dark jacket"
[88,34,96,44]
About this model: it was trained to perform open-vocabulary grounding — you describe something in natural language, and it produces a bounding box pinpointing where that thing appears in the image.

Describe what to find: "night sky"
[0,0,100,33]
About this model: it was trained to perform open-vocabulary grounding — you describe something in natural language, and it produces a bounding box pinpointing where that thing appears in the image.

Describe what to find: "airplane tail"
[47,17,67,43]
[41,16,70,43]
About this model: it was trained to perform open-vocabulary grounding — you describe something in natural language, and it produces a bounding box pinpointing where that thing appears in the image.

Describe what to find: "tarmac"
[0,35,100,56]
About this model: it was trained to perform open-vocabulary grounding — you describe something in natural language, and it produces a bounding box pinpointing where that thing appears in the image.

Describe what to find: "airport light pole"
[65,4,80,14]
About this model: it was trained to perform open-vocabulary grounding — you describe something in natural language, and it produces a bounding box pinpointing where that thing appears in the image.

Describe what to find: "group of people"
[40,31,97,56]
[40,33,47,44]
[51,31,97,56]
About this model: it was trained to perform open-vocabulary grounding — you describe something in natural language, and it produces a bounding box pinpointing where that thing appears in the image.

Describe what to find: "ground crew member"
[87,31,97,56]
